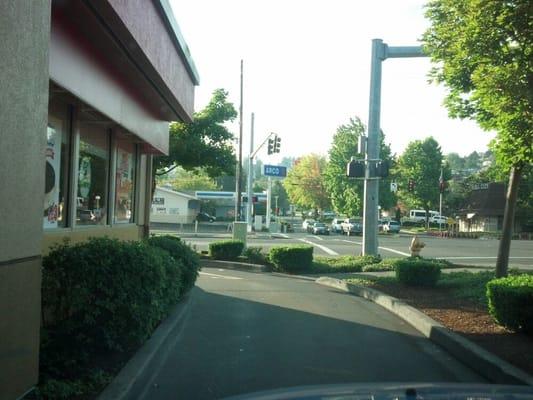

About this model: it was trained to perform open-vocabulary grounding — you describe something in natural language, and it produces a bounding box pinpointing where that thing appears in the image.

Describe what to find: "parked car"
[302,219,315,232]
[341,218,362,236]
[383,220,401,233]
[196,212,216,222]
[330,218,343,233]
[430,215,447,225]
[311,222,330,235]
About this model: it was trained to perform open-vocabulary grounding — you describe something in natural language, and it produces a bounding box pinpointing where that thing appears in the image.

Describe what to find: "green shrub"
[147,235,200,292]
[362,258,398,272]
[40,237,187,394]
[314,255,381,273]
[395,257,441,286]
[209,240,245,260]
[487,274,533,333]
[243,246,268,265]
[268,245,313,272]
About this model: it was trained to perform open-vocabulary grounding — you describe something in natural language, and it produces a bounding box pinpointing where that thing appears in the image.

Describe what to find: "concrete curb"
[315,277,533,386]
[201,259,270,273]
[97,295,191,400]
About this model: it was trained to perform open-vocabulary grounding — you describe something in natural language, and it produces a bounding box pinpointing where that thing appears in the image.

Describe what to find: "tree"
[423,0,532,277]
[323,117,396,218]
[154,89,237,179]
[158,167,219,192]
[396,137,450,224]
[283,154,330,212]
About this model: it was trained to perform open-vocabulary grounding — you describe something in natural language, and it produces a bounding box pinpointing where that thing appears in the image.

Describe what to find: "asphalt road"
[174,231,533,269]
[127,268,484,400]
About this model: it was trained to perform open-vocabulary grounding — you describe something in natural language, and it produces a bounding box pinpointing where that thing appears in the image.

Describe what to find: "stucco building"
[0,1,198,398]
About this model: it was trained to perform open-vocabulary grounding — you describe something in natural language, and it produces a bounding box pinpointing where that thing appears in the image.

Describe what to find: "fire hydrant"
[409,235,425,257]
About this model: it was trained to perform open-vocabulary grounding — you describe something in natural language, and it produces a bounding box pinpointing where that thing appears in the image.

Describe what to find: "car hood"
[222,383,533,400]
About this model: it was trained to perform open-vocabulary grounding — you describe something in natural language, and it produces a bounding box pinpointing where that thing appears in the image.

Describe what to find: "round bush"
[395,257,441,287]
[147,235,200,292]
[487,274,533,333]
[268,245,313,273]
[209,240,245,260]
[41,237,183,354]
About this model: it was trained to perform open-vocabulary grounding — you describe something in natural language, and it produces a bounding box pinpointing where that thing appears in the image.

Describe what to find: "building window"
[77,123,110,225]
[44,103,70,229]
[114,140,136,224]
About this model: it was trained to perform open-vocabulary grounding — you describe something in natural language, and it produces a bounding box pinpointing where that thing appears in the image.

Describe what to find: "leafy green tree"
[396,137,450,223]
[283,154,330,212]
[159,167,219,192]
[154,89,237,179]
[445,152,464,173]
[323,117,396,217]
[423,0,532,277]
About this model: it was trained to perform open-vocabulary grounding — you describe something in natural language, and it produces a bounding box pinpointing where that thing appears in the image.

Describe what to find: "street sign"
[390,182,397,192]
[263,164,287,177]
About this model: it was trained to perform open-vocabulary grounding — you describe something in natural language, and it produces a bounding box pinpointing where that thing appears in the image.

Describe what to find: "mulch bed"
[368,283,533,377]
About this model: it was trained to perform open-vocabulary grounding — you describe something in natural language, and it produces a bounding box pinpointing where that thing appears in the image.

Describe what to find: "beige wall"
[0,260,42,400]
[0,2,51,398]
[43,225,142,254]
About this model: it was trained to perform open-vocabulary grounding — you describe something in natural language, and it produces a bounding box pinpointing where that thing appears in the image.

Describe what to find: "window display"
[114,140,136,223]
[44,106,70,229]
[77,124,109,225]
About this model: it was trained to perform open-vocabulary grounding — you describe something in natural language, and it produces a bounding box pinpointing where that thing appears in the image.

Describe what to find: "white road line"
[313,235,324,241]
[378,246,410,257]
[338,239,409,257]
[199,271,243,280]
[340,239,362,245]
[273,233,290,239]
[298,238,339,256]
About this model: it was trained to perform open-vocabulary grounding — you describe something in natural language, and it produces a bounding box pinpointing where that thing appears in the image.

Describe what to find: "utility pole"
[362,39,426,255]
[246,113,255,232]
[235,60,244,221]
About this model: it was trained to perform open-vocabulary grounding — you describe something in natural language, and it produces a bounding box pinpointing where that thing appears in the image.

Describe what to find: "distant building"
[457,183,520,232]
[151,187,200,224]
[195,191,267,220]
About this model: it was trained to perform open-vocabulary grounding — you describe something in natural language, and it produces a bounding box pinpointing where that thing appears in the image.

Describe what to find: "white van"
[409,209,438,223]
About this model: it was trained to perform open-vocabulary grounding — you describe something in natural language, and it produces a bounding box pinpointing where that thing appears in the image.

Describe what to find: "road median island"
[315,276,533,386]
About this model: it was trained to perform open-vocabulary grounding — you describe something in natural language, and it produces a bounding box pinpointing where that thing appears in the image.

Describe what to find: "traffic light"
[376,160,389,178]
[273,135,281,153]
[347,159,365,178]
[439,179,447,193]
[267,137,275,154]
[408,179,415,192]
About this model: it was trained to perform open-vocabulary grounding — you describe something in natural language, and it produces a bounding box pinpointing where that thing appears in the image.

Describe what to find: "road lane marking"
[378,246,410,257]
[313,235,324,241]
[338,239,410,257]
[273,233,290,238]
[340,239,362,245]
[199,271,243,280]
[298,238,339,256]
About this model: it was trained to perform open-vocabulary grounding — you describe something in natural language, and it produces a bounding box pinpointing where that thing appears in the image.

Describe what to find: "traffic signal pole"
[362,39,426,256]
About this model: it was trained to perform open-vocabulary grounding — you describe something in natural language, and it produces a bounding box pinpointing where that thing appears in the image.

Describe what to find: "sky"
[169,0,495,164]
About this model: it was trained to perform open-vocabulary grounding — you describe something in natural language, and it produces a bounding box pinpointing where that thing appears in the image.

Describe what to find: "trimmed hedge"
[40,236,197,398]
[209,240,245,260]
[268,245,313,273]
[395,257,441,287]
[147,235,200,292]
[487,274,533,333]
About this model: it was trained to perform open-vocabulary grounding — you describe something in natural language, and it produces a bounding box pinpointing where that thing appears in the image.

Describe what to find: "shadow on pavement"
[128,285,484,400]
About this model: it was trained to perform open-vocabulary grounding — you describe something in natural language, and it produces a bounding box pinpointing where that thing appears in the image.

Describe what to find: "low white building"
[150,187,200,224]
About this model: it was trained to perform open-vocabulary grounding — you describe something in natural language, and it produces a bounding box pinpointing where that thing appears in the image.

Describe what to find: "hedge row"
[395,257,442,287]
[208,240,245,260]
[40,236,199,398]
[487,274,533,333]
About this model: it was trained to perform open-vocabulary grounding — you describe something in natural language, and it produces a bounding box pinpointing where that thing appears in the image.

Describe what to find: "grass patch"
[312,255,381,273]
[347,270,496,308]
